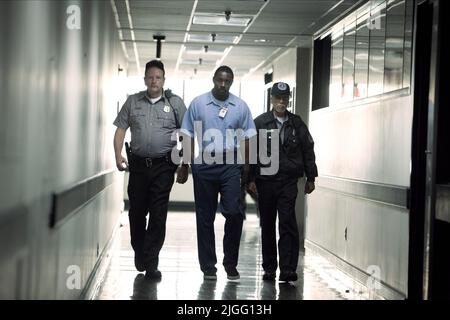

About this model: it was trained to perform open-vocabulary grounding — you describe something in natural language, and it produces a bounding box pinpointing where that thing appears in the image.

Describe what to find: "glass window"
[368,1,386,96]
[354,10,370,99]
[322,0,415,103]
[403,0,413,88]
[330,28,344,105]
[384,0,406,92]
[342,21,356,101]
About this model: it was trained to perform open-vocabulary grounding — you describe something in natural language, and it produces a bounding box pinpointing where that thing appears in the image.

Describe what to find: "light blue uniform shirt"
[181,91,256,158]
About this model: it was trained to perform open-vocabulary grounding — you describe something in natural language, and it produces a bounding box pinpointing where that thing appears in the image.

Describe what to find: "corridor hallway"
[93,211,375,300]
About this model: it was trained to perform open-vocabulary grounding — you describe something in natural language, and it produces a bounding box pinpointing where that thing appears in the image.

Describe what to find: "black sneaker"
[145,269,162,280]
[279,271,297,282]
[262,271,276,281]
[203,270,217,281]
[226,268,240,280]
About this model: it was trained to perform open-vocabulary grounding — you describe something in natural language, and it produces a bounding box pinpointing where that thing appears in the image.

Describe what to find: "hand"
[304,181,315,194]
[247,181,258,196]
[116,155,128,171]
[176,165,188,184]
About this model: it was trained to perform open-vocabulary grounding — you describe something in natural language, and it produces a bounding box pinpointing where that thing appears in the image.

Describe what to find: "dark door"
[409,0,450,300]
[408,0,433,300]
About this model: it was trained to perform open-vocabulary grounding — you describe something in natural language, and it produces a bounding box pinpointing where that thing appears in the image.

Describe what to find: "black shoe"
[279,271,297,282]
[263,271,276,281]
[203,270,217,281]
[145,269,162,280]
[225,268,240,280]
[134,254,146,272]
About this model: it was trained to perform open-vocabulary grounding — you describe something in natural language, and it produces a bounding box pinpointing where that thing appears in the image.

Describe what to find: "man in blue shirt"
[181,66,256,281]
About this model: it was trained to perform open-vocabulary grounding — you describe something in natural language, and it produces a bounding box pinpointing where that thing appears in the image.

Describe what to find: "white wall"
[0,0,126,299]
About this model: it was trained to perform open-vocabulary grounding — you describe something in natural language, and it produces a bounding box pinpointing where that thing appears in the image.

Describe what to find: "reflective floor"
[94,211,371,300]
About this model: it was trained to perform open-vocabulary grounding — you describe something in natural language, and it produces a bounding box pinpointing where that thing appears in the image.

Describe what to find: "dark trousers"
[192,164,244,273]
[256,178,299,273]
[127,160,176,271]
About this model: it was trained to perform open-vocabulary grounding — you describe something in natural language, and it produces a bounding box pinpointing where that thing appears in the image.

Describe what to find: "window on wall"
[403,0,413,88]
[354,10,370,99]
[384,0,406,92]
[315,0,414,108]
[329,28,344,105]
[312,35,331,110]
[342,21,356,102]
[368,1,386,96]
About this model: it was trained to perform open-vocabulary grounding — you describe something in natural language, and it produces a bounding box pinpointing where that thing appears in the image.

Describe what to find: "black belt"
[131,153,171,168]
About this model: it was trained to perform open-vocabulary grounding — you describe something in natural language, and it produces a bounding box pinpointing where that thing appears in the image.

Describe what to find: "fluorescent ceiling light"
[187,33,238,44]
[193,13,252,27]
[181,59,217,65]
[184,45,226,55]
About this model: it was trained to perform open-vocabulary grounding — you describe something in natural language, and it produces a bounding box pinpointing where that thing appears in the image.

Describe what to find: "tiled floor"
[94,211,370,300]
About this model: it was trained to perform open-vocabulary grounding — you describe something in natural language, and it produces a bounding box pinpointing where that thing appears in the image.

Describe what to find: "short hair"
[213,65,234,79]
[145,59,165,76]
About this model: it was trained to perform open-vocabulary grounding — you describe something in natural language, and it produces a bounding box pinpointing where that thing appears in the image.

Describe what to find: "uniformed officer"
[248,82,318,282]
[113,60,188,279]
[181,65,256,281]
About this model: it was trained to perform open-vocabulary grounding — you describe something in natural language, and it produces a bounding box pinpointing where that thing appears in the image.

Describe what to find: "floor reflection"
[221,281,238,300]
[278,282,302,300]
[131,274,160,300]
[260,280,277,300]
[197,280,217,300]
[95,212,367,300]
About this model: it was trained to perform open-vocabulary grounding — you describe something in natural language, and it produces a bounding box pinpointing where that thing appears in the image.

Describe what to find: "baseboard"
[79,216,122,300]
[305,239,406,300]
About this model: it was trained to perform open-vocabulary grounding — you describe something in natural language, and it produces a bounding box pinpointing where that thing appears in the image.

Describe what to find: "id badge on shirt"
[218,107,228,119]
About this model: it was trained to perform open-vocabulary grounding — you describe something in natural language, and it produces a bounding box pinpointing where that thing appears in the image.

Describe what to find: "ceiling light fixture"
[225,10,231,21]
[153,35,166,59]
[192,12,253,27]
[182,58,216,65]
[187,33,238,44]
[184,45,226,55]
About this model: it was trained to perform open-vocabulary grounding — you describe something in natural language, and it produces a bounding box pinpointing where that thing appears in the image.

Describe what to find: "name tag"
[218,107,228,118]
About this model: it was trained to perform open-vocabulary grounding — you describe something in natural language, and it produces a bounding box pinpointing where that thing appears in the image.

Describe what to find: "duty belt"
[131,153,171,168]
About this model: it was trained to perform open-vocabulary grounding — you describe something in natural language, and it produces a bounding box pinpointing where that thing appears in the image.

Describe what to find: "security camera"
[225,10,231,21]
